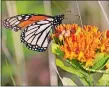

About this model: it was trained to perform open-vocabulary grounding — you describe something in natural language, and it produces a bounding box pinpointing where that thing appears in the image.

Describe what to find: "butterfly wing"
[3,14,64,52]
[20,18,54,52]
[3,14,51,31]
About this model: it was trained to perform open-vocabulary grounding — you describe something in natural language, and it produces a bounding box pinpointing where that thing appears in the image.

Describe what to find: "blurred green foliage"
[51,1,68,15]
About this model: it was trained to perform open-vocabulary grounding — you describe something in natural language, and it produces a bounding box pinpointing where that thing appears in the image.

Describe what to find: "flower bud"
[106,30,109,38]
[72,34,76,41]
[64,30,70,37]
[62,30,65,35]
[59,34,63,41]
[64,33,69,37]
[66,30,70,36]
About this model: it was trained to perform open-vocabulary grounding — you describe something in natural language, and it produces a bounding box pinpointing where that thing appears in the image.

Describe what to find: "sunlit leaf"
[93,53,105,64]
[51,43,64,57]
[62,77,77,85]
[92,53,109,70]
[97,69,109,86]
[51,43,59,53]
[56,58,86,77]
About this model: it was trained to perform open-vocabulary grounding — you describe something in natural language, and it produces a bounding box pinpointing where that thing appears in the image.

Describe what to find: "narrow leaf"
[92,53,109,70]
[56,59,85,77]
[67,59,88,75]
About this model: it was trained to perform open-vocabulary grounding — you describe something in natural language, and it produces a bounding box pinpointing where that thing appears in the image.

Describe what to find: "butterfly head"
[53,14,64,25]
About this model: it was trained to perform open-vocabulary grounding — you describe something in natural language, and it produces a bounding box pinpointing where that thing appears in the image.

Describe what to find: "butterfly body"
[3,14,64,52]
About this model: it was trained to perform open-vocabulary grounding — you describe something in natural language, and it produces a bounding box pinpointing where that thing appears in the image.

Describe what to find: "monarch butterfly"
[3,14,64,52]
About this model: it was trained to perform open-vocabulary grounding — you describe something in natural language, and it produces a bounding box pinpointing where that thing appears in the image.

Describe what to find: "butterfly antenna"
[63,12,80,24]
[63,10,80,18]
[63,10,81,24]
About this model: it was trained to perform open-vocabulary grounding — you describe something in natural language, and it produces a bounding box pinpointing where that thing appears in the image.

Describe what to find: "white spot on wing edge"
[46,18,53,21]
[18,16,22,20]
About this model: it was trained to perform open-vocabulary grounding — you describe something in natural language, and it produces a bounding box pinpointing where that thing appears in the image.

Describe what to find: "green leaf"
[56,58,86,77]
[51,43,64,57]
[68,59,87,72]
[92,53,109,70]
[61,77,77,85]
[53,37,60,44]
[56,59,91,85]
[51,43,59,54]
[93,53,105,64]
[97,69,109,86]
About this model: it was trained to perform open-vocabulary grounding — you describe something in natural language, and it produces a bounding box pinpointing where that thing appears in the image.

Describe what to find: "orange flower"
[85,59,93,67]
[52,24,109,67]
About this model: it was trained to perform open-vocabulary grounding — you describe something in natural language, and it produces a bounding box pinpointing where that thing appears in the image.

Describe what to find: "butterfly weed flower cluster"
[52,24,109,67]
[51,24,109,85]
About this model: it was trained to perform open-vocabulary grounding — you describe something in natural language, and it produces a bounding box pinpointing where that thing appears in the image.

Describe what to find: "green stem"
[66,59,91,86]
[79,73,94,86]
[88,72,94,86]
[79,76,90,86]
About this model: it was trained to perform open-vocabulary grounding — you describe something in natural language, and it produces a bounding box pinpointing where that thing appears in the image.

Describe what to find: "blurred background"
[1,0,109,86]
